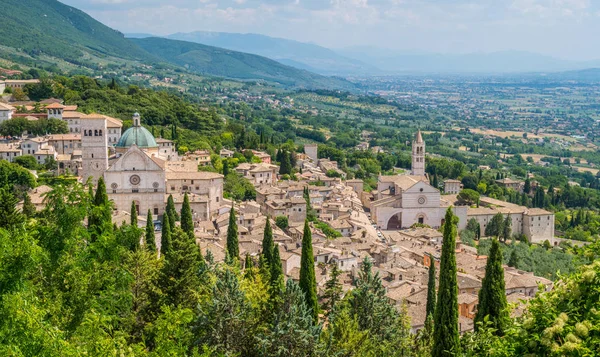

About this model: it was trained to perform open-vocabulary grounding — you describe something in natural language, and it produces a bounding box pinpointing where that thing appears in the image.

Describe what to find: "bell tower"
[411,129,425,176]
[81,116,108,184]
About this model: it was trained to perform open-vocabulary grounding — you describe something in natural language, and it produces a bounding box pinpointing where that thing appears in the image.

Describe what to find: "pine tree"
[0,187,23,229]
[426,254,437,318]
[145,209,157,253]
[474,239,509,335]
[432,207,460,357]
[321,264,342,315]
[226,207,239,261]
[180,192,194,239]
[130,201,138,227]
[299,219,318,323]
[160,213,172,256]
[22,192,35,218]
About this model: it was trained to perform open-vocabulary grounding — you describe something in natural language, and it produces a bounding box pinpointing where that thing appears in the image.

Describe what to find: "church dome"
[116,113,158,148]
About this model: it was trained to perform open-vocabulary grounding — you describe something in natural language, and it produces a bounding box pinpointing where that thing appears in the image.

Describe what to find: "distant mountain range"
[337,47,600,74]
[131,37,353,89]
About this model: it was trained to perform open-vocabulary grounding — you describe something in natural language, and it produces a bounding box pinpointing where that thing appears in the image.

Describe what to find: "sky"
[60,0,600,61]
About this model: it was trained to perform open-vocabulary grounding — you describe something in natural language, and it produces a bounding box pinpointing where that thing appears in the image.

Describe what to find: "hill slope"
[132,37,353,89]
[164,31,376,75]
[0,0,153,64]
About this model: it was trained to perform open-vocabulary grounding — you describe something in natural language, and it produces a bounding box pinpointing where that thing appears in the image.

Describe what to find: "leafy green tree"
[13,155,39,170]
[180,192,194,239]
[475,239,509,335]
[257,279,320,357]
[485,213,505,238]
[226,207,239,261]
[299,219,318,323]
[466,218,481,239]
[426,255,437,318]
[160,228,202,309]
[145,209,157,253]
[433,207,460,357]
[160,213,172,256]
[458,188,480,205]
[275,215,288,231]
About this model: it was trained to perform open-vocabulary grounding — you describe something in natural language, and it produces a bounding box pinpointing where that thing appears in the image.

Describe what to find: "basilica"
[82,113,224,223]
[371,130,469,231]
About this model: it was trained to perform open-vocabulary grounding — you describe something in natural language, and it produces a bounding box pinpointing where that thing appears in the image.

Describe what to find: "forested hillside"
[0,0,153,64]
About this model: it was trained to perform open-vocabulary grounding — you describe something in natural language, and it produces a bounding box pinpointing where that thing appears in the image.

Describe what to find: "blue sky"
[61,0,600,60]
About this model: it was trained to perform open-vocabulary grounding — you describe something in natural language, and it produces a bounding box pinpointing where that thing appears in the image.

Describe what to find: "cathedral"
[82,113,224,224]
[371,130,468,231]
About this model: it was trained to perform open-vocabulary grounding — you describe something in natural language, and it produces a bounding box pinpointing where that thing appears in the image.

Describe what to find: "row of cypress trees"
[426,207,510,356]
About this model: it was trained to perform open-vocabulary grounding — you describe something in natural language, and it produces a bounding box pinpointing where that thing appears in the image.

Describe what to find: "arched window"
[99,130,103,136]
[94,130,98,136]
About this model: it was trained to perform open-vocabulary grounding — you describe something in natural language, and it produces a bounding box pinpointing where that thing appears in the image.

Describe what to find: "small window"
[132,189,139,193]
[154,208,159,215]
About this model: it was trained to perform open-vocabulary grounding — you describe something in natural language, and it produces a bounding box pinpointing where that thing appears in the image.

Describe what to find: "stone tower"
[411,129,425,176]
[81,115,108,184]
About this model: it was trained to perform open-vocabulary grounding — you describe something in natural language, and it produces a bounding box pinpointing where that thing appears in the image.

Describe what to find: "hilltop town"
[0,92,558,333]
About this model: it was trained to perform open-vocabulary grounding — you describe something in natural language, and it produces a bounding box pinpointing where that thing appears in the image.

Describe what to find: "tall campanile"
[411,129,425,176]
[81,115,108,184]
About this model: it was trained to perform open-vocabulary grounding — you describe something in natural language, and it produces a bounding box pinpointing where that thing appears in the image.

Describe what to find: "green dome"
[116,125,157,148]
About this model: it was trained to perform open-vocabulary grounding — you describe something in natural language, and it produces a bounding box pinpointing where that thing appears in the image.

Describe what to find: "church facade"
[371,130,468,231]
[81,113,224,224]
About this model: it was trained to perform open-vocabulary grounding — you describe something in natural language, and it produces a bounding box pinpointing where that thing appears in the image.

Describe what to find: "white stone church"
[371,130,468,231]
[82,113,224,224]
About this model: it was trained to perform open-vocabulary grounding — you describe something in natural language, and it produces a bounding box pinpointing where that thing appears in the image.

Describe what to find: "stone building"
[81,115,108,184]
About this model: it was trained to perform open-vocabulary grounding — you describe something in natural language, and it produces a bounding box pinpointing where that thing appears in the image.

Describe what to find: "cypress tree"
[223,160,229,176]
[130,201,138,227]
[262,218,274,267]
[244,253,254,270]
[269,243,284,302]
[279,150,292,175]
[502,215,512,242]
[180,192,194,239]
[166,194,178,227]
[160,213,172,256]
[226,207,239,261]
[523,178,531,194]
[508,249,519,268]
[474,239,509,335]
[145,209,157,253]
[88,177,112,239]
[22,192,35,218]
[299,219,318,323]
[432,207,460,357]
[426,254,437,318]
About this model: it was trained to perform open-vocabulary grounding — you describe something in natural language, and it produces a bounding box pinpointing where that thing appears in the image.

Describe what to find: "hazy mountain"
[164,31,377,75]
[131,37,354,89]
[338,48,600,73]
[0,0,153,63]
